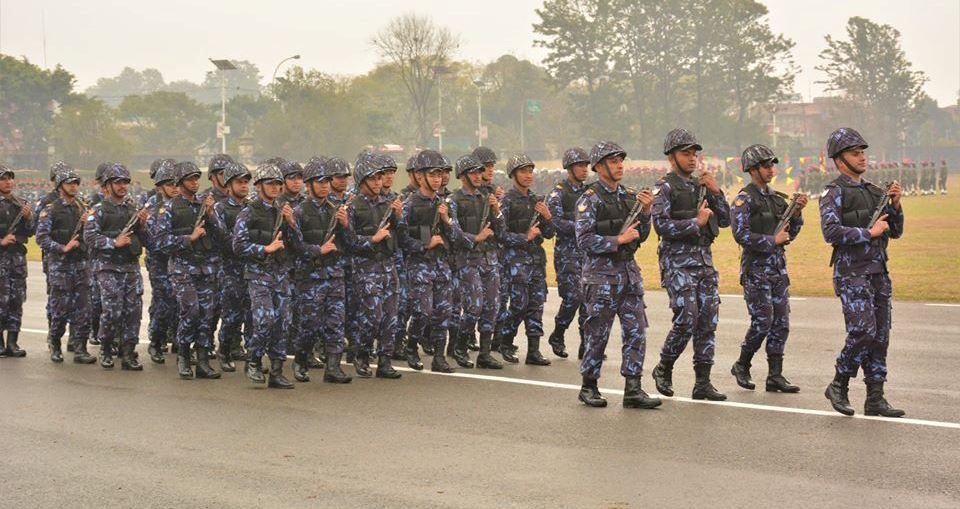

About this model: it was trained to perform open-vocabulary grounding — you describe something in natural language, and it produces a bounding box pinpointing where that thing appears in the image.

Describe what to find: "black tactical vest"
[48,200,86,262]
[590,183,640,260]
[0,197,27,255]
[97,199,141,263]
[453,189,494,253]
[220,199,243,232]
[170,196,214,253]
[407,195,445,259]
[834,177,888,255]
[352,196,396,259]
[300,199,344,267]
[246,200,285,264]
[557,180,582,220]
[742,183,788,236]
[505,190,536,234]
[665,172,718,245]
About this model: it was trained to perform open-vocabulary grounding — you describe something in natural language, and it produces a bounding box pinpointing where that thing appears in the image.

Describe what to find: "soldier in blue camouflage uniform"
[473,147,512,357]
[30,162,70,350]
[153,162,222,380]
[346,156,405,376]
[202,154,233,204]
[820,128,905,417]
[143,159,179,364]
[574,142,660,409]
[211,162,252,372]
[324,157,360,363]
[496,154,555,366]
[0,164,33,358]
[382,155,411,362]
[447,154,505,369]
[35,168,96,364]
[400,149,459,372]
[287,160,355,383]
[729,144,807,394]
[87,163,111,347]
[82,164,147,370]
[546,147,590,359]
[650,129,730,401]
[233,163,296,389]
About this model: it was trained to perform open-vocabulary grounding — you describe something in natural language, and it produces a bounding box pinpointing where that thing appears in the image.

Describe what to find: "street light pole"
[473,79,486,148]
[272,54,301,85]
[209,59,237,154]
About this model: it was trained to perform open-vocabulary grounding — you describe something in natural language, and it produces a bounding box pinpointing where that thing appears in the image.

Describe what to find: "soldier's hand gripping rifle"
[323,196,355,244]
[4,196,26,236]
[867,182,895,229]
[527,195,542,230]
[774,193,801,234]
[476,190,492,243]
[69,198,89,240]
[618,187,650,234]
[116,197,145,238]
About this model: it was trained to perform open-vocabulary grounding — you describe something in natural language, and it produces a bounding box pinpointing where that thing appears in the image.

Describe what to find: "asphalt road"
[2,262,959,508]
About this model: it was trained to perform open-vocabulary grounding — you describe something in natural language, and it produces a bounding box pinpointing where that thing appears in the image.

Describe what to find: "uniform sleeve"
[731,192,776,252]
[153,206,190,255]
[708,190,731,228]
[652,182,700,240]
[787,212,803,241]
[575,193,619,254]
[35,204,65,253]
[232,208,266,258]
[447,198,475,250]
[819,185,870,246]
[398,200,426,254]
[547,189,574,237]
[537,199,556,240]
[498,196,527,248]
[885,202,904,240]
[83,205,114,250]
[346,203,377,254]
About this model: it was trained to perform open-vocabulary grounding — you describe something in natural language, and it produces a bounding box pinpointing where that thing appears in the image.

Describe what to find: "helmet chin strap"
[838,154,864,175]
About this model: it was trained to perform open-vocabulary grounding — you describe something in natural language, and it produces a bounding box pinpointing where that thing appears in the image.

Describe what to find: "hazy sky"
[1,0,957,105]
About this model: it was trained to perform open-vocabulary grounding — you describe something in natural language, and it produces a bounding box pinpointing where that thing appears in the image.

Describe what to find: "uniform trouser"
[458,261,501,336]
[0,263,26,333]
[740,272,790,356]
[90,268,102,339]
[580,282,648,380]
[146,256,176,344]
[218,265,251,353]
[554,258,586,333]
[294,277,346,355]
[171,272,219,350]
[407,261,452,351]
[394,258,408,348]
[659,266,720,365]
[247,278,291,361]
[96,270,143,349]
[343,263,359,354]
[48,267,91,346]
[499,264,548,341]
[834,273,892,384]
[355,267,400,357]
[495,259,510,334]
[448,260,462,338]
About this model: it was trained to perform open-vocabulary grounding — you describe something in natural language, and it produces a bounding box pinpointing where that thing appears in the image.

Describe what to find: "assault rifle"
[774,193,801,234]
[867,182,894,229]
[619,187,651,234]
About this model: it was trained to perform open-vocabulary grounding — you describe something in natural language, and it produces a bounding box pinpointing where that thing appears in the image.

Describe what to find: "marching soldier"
[0,164,33,358]
[202,154,234,203]
[729,144,806,393]
[496,154,555,366]
[233,163,296,389]
[154,162,222,380]
[447,154,504,369]
[650,128,730,401]
[546,147,590,359]
[212,162,253,372]
[820,128,905,417]
[35,168,96,364]
[400,149,459,372]
[143,160,179,364]
[82,164,147,370]
[575,142,660,409]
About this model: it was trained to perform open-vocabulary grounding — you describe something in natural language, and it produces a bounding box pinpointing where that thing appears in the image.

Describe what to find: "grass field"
[24,180,959,302]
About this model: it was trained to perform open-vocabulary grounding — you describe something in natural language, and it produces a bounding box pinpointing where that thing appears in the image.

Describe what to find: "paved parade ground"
[2,261,959,508]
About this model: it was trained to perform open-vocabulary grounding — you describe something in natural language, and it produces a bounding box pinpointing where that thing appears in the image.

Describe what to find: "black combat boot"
[195,347,220,379]
[267,359,294,389]
[405,338,424,371]
[245,356,265,384]
[652,360,675,397]
[731,349,755,390]
[499,335,519,364]
[178,349,194,379]
[375,355,402,379]
[623,376,662,409]
[578,377,607,407]
[421,334,436,355]
[765,355,799,393]
[230,341,246,362]
[73,339,96,364]
[4,331,26,358]
[391,340,408,361]
[99,340,115,369]
[218,343,235,373]
[431,338,455,373]
[148,342,165,364]
[48,334,64,363]
[0,331,5,357]
[692,364,726,401]
[323,352,352,384]
[476,332,503,370]
[307,343,325,369]
[120,344,143,371]
[525,337,551,366]
[547,327,568,358]
[452,331,474,368]
[293,352,310,382]
[353,350,373,378]
[824,372,855,415]
[345,340,356,364]
[466,330,479,352]
[66,340,75,353]
[864,381,905,417]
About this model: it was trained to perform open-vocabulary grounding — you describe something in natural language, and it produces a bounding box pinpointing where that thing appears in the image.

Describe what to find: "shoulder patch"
[157,206,165,215]
[39,209,48,219]
[733,198,745,207]
[583,188,595,196]
[652,186,661,196]
[555,183,564,190]
[550,190,559,199]
[775,191,789,199]
[577,202,587,213]
[626,186,637,194]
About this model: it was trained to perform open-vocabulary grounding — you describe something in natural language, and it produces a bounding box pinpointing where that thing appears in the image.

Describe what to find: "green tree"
[117,91,216,157]
[817,16,927,158]
[51,97,132,169]
[85,67,165,107]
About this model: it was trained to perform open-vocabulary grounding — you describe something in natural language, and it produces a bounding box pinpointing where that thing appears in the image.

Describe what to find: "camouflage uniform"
[213,192,251,365]
[0,178,31,358]
[546,172,588,357]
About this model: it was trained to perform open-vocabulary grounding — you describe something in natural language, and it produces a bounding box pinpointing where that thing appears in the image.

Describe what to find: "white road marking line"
[719,294,741,298]
[925,303,960,308]
[18,327,960,430]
